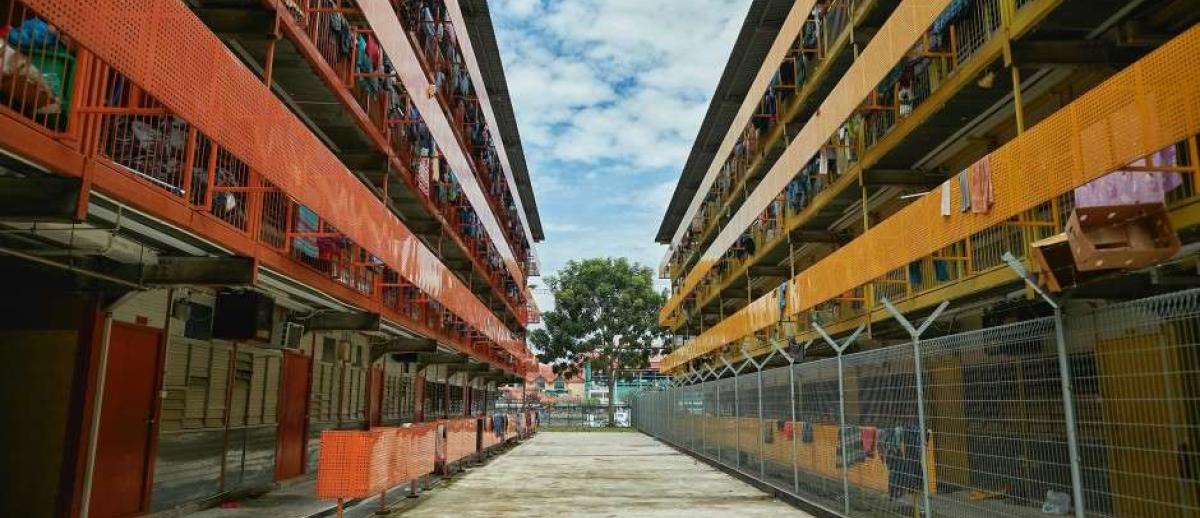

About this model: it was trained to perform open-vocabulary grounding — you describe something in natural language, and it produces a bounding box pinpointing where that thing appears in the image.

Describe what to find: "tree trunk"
[607,364,617,427]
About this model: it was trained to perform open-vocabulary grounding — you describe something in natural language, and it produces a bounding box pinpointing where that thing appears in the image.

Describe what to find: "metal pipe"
[80,290,136,518]
[78,309,113,518]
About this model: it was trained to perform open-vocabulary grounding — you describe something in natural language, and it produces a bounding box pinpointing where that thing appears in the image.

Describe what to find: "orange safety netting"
[315,430,391,499]
[445,418,479,463]
[316,423,441,500]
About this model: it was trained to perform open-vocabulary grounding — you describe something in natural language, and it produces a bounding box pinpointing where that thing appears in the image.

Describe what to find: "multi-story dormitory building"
[646,1,1200,517]
[0,1,541,517]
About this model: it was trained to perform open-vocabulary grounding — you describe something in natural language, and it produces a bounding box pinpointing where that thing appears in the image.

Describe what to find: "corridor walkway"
[395,431,810,517]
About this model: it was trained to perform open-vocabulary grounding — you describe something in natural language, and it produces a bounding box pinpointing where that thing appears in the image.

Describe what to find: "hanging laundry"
[958,169,971,212]
[329,13,352,56]
[7,17,60,50]
[933,259,951,282]
[783,421,795,440]
[1074,145,1181,207]
[365,37,381,70]
[931,0,971,46]
[908,261,922,286]
[940,182,952,216]
[898,86,914,117]
[861,426,877,456]
[801,421,813,443]
[969,157,994,214]
[416,148,431,197]
[836,424,866,468]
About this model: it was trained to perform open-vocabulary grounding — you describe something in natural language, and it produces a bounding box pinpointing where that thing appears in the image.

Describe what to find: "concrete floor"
[393,432,812,517]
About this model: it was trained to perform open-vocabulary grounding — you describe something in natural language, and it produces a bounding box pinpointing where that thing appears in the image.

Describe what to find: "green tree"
[530,258,664,426]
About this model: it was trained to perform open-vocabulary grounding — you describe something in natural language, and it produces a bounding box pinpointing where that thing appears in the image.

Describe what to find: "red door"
[90,322,163,518]
[275,351,311,480]
[368,367,383,427]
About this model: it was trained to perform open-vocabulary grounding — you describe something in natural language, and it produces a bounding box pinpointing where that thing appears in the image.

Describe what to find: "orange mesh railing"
[281,0,530,318]
[363,0,530,287]
[5,0,535,370]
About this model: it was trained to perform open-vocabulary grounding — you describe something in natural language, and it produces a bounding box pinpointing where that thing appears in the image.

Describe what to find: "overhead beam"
[749,265,791,277]
[374,337,438,362]
[1010,40,1148,68]
[143,256,256,286]
[304,311,381,331]
[0,176,81,222]
[192,7,276,39]
[447,363,489,375]
[394,352,468,365]
[386,338,439,353]
[472,368,507,382]
[788,229,842,243]
[862,169,945,188]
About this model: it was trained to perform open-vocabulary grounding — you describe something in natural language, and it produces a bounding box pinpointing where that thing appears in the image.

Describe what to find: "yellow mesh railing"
[664,24,1200,372]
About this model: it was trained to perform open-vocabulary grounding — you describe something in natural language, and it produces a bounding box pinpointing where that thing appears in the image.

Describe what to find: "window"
[536,376,546,389]
[554,377,565,391]
[182,302,213,340]
[322,337,336,364]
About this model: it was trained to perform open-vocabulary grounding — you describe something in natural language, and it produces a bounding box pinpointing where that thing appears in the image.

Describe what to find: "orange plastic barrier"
[444,418,479,463]
[316,430,391,499]
[316,424,440,500]
[407,424,437,480]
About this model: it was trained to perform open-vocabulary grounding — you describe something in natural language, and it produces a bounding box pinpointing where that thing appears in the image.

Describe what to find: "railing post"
[1003,252,1086,518]
[881,298,950,518]
[815,323,865,517]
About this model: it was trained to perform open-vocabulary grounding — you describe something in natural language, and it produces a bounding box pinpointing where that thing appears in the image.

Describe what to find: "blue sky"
[489,0,751,309]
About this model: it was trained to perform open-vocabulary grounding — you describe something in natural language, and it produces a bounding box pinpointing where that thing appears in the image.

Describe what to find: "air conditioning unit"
[213,290,274,341]
[270,321,305,349]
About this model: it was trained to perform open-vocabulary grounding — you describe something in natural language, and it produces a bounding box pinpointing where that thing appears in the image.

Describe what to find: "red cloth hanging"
[861,427,877,455]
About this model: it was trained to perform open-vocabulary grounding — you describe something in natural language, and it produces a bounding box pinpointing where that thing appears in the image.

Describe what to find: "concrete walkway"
[394,432,811,517]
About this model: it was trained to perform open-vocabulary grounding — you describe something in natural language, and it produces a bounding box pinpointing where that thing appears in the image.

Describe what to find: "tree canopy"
[530,257,664,424]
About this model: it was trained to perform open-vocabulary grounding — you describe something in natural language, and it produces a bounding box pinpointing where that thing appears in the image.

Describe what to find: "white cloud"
[491,0,749,299]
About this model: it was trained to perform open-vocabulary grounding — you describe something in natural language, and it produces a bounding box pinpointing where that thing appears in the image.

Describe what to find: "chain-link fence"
[538,404,632,428]
[633,288,1200,517]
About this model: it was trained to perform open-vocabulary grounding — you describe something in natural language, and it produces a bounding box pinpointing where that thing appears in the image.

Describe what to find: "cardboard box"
[1065,204,1180,272]
[1030,233,1104,292]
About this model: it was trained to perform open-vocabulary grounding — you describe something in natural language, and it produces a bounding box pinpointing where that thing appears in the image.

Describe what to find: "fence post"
[722,356,745,472]
[882,298,949,518]
[815,323,865,517]
[1003,252,1085,518]
[705,365,717,458]
[773,340,809,496]
[710,369,720,460]
[742,348,771,482]
[691,368,701,450]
